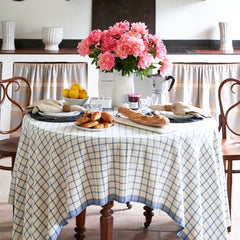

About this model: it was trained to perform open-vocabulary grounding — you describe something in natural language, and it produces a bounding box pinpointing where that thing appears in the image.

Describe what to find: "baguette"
[118,107,170,127]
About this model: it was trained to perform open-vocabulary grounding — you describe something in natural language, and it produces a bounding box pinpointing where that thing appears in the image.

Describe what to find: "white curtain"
[169,63,240,134]
[13,62,87,102]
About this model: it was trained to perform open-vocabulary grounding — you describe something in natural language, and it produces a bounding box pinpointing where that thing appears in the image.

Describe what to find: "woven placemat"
[30,112,84,122]
[145,111,203,123]
[169,117,202,123]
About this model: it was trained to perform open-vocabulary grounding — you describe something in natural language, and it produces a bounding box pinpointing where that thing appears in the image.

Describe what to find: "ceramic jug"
[150,70,175,105]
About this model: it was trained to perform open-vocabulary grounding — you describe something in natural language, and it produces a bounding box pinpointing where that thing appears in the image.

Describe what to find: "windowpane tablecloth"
[9,114,230,240]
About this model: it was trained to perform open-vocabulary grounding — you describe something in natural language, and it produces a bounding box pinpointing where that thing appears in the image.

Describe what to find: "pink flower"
[98,52,115,71]
[101,30,117,53]
[138,53,153,69]
[131,22,148,35]
[160,57,172,76]
[155,42,167,60]
[148,35,166,60]
[108,20,130,37]
[77,38,91,57]
[127,37,145,57]
[142,35,150,53]
[115,34,130,59]
[116,42,129,59]
[88,30,103,44]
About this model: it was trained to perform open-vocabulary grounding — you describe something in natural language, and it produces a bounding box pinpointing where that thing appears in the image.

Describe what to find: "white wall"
[0,0,92,39]
[156,0,240,40]
[0,0,240,40]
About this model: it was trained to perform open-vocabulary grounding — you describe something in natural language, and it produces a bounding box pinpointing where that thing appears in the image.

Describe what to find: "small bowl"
[63,97,88,106]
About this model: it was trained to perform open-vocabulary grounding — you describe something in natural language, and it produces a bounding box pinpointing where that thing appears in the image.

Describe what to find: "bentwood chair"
[218,78,240,229]
[0,77,31,172]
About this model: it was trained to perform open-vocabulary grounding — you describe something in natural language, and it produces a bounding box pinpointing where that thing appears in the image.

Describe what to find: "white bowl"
[63,97,88,106]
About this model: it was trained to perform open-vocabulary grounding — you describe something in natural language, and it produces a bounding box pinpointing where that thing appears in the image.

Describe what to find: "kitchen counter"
[1,48,240,55]
[167,49,240,55]
[0,48,79,54]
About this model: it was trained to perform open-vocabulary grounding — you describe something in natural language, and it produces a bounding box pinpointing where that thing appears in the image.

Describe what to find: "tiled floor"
[0,158,240,240]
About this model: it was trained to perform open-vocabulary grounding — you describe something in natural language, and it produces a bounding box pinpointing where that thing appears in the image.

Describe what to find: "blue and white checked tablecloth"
[9,114,230,240]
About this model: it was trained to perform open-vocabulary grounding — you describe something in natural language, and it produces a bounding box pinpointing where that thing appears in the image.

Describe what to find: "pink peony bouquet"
[77,21,171,79]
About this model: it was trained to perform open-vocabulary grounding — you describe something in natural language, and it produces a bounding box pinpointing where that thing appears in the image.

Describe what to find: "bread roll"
[90,111,101,121]
[94,123,105,129]
[83,110,93,118]
[76,116,90,125]
[103,122,115,128]
[118,107,170,127]
[81,120,99,128]
[101,112,116,123]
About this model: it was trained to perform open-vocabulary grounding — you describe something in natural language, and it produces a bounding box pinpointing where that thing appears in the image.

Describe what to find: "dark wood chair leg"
[143,205,154,228]
[74,209,86,240]
[100,201,114,240]
[227,160,233,233]
[126,201,132,209]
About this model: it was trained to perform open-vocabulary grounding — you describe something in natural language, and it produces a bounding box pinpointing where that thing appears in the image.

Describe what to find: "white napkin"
[116,116,177,134]
[24,99,86,114]
[149,102,211,118]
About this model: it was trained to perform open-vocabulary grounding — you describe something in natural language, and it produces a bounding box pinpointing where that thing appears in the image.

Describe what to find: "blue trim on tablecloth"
[50,196,185,240]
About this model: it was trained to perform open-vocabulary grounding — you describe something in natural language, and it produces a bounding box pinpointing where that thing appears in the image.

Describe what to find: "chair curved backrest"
[218,78,240,140]
[0,76,31,134]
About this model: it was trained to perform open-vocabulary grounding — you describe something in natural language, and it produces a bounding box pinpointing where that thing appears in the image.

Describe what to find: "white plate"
[39,111,80,118]
[75,124,115,132]
[156,111,194,120]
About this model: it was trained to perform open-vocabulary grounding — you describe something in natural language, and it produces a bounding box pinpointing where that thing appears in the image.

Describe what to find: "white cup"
[42,27,63,51]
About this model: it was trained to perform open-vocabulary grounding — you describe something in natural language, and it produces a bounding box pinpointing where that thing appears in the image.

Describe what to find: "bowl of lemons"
[62,83,89,105]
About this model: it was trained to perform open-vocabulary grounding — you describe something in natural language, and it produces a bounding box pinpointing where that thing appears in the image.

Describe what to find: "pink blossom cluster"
[77,21,171,75]
[160,57,172,77]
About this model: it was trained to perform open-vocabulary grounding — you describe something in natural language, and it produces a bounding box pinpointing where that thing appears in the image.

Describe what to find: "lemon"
[70,83,82,91]
[62,89,70,98]
[69,89,80,99]
[79,89,88,99]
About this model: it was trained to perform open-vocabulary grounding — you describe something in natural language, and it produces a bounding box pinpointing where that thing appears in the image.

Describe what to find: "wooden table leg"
[126,201,132,209]
[74,209,86,240]
[100,201,114,240]
[143,205,154,228]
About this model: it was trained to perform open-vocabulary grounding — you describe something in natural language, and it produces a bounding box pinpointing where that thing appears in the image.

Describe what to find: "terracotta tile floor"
[0,158,240,240]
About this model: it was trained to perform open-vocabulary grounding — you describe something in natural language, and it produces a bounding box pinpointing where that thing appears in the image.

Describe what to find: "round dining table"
[9,113,230,240]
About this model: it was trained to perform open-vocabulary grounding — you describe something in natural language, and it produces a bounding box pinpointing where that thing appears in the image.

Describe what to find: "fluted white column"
[219,22,233,53]
[1,21,16,50]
